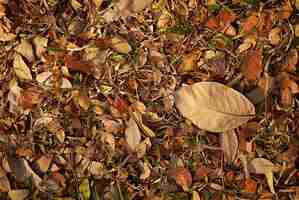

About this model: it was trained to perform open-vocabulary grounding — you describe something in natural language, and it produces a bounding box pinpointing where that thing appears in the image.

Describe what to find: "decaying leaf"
[169,167,192,192]
[221,130,239,163]
[125,113,141,151]
[175,82,255,132]
[243,48,263,82]
[13,53,33,80]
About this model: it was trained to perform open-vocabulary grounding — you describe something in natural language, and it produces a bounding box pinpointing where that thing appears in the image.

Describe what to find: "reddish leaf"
[206,16,219,30]
[218,9,236,27]
[64,55,95,73]
[20,86,43,109]
[244,178,257,193]
[169,167,192,191]
[243,48,263,81]
[241,14,259,33]
[284,49,298,72]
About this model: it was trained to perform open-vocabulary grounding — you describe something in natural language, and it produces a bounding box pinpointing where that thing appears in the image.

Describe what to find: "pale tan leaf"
[265,170,275,194]
[175,82,255,132]
[61,78,72,89]
[13,54,32,80]
[33,36,48,58]
[140,161,151,180]
[125,114,141,151]
[110,37,132,54]
[248,158,280,174]
[0,174,10,192]
[221,130,239,163]
[36,71,52,86]
[14,39,34,62]
[88,161,104,177]
[8,189,29,200]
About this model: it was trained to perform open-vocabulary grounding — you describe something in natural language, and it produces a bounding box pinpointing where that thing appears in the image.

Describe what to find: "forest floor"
[0,0,299,199]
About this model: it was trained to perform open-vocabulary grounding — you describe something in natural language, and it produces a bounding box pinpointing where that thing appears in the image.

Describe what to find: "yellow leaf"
[8,189,29,200]
[175,82,255,132]
[110,37,132,54]
[13,54,32,80]
[79,179,91,200]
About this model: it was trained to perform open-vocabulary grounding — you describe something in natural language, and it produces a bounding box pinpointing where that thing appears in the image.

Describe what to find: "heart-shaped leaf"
[175,82,255,132]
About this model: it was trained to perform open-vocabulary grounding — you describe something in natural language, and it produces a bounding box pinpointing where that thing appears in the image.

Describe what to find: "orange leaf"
[277,1,293,20]
[64,55,95,73]
[206,16,219,30]
[244,178,257,193]
[241,14,259,33]
[169,167,192,191]
[281,77,299,94]
[243,48,263,81]
[218,9,236,27]
[284,49,298,72]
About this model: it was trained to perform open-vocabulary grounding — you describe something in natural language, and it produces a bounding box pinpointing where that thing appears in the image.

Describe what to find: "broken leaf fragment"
[175,82,255,132]
[169,167,192,192]
[13,53,33,80]
[110,37,132,54]
[221,130,239,163]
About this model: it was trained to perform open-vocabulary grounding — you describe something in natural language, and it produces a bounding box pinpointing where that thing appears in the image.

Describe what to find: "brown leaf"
[0,173,10,192]
[243,48,263,81]
[175,82,255,132]
[14,39,34,62]
[244,178,257,193]
[169,167,192,191]
[221,130,239,163]
[65,55,95,73]
[277,1,293,20]
[20,86,43,109]
[117,0,153,17]
[178,50,201,72]
[269,27,281,45]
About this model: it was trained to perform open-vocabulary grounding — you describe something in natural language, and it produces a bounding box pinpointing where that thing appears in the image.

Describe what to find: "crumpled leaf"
[175,82,255,132]
[169,167,192,192]
[13,53,33,80]
[221,130,239,163]
[125,113,141,151]
[8,189,29,200]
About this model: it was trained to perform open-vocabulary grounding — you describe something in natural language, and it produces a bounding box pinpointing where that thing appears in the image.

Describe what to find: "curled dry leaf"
[175,82,255,132]
[125,113,141,151]
[169,167,192,192]
[13,53,33,80]
[221,130,239,164]
[248,158,280,174]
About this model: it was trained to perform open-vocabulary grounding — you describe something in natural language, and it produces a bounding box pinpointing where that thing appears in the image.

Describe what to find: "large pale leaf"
[175,82,255,132]
[248,158,280,174]
[221,130,239,163]
[13,53,32,80]
[125,113,141,151]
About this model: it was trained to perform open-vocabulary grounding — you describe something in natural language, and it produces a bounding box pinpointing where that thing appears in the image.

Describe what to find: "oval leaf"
[13,54,32,80]
[125,113,141,151]
[175,82,255,132]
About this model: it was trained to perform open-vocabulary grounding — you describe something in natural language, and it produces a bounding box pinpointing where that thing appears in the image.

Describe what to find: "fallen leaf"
[79,178,91,200]
[20,86,43,109]
[78,94,91,111]
[110,37,132,54]
[244,178,257,193]
[241,14,259,33]
[8,82,22,114]
[0,174,10,192]
[248,158,280,174]
[13,53,33,80]
[61,78,72,89]
[269,27,281,45]
[169,167,192,191]
[243,48,263,81]
[33,36,48,58]
[277,1,293,20]
[117,0,153,17]
[65,55,95,73]
[178,50,201,72]
[175,82,255,132]
[8,189,29,200]
[192,191,201,200]
[0,23,15,41]
[35,154,53,173]
[284,49,298,72]
[140,161,151,180]
[14,39,34,62]
[221,130,239,163]
[88,161,104,177]
[125,113,141,151]
[265,170,275,193]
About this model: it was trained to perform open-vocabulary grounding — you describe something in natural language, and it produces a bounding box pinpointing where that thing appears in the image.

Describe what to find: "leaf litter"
[0,0,299,199]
